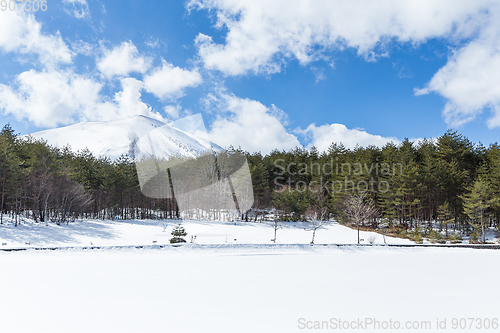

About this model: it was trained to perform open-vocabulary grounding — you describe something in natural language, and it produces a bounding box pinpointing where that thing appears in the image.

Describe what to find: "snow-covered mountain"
[25,115,222,160]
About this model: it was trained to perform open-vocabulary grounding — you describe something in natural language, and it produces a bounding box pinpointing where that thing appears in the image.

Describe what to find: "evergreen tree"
[461,178,493,243]
[170,223,187,243]
[437,202,454,236]
[0,129,22,224]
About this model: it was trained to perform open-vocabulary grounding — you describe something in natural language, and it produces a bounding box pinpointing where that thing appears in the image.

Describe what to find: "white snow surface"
[1,245,499,333]
[0,218,411,248]
[24,115,220,160]
[1,219,499,333]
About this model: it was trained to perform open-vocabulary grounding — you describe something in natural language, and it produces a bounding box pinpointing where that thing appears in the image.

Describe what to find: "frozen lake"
[1,245,499,333]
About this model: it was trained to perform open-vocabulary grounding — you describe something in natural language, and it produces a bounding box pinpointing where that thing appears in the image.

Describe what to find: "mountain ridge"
[25,115,222,161]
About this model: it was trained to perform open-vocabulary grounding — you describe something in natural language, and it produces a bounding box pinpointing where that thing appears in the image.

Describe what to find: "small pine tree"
[408,227,423,244]
[438,202,454,237]
[423,224,432,238]
[461,178,493,243]
[468,225,481,244]
[428,230,446,244]
[396,225,407,237]
[170,224,187,243]
[448,232,463,244]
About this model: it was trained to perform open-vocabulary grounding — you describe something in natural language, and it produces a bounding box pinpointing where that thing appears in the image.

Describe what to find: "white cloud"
[311,67,326,83]
[189,0,493,75]
[145,37,161,49]
[143,59,202,100]
[97,41,151,78]
[0,69,107,127]
[63,0,91,19]
[70,40,94,56]
[114,77,152,118]
[190,0,500,129]
[163,105,182,119]
[415,12,500,128]
[301,123,399,151]
[0,70,163,127]
[0,11,72,67]
[0,12,173,128]
[206,93,301,153]
[487,106,500,128]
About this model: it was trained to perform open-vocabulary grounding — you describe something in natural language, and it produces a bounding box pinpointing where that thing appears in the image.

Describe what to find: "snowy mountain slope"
[25,115,222,160]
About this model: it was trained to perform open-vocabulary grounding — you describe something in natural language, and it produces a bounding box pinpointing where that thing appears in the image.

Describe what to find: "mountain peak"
[26,116,220,160]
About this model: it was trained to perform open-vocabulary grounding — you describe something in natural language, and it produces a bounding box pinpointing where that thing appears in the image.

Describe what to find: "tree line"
[247,131,500,242]
[1,124,499,242]
[0,124,180,225]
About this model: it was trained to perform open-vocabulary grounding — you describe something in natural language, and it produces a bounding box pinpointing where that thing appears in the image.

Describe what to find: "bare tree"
[29,169,53,223]
[344,191,378,244]
[271,219,281,243]
[304,206,328,244]
[58,181,93,224]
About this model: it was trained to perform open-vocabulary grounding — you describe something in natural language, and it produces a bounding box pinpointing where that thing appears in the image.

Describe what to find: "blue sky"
[1,0,500,153]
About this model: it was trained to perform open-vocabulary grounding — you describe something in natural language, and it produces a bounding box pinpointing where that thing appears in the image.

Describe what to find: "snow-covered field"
[1,219,499,333]
[1,245,499,333]
[0,218,412,248]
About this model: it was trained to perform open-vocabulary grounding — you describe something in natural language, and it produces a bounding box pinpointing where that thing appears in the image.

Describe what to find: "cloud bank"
[190,0,500,128]
[2,2,500,154]
[0,12,200,127]
[205,93,301,154]
[301,123,399,151]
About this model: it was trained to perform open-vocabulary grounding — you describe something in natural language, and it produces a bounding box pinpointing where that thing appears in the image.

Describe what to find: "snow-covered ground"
[2,218,498,249]
[0,218,412,248]
[2,219,499,333]
[1,245,499,333]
